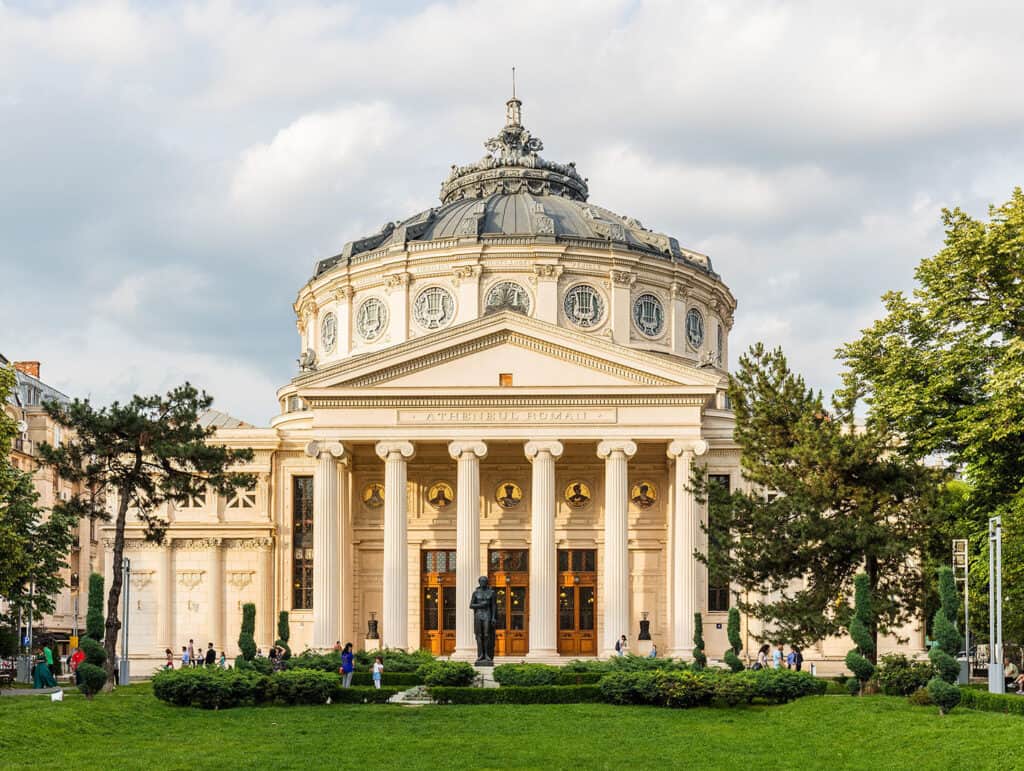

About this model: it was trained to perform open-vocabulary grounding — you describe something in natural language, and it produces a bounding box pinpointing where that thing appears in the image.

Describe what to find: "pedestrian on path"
[339,643,354,688]
[181,646,190,668]
[772,644,783,669]
[33,647,57,689]
[372,656,384,689]
[205,642,216,667]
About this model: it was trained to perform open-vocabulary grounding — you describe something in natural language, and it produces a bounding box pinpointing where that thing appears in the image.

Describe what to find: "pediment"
[294,312,721,392]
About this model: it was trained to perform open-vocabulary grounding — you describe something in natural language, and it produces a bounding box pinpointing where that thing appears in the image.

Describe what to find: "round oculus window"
[320,312,337,353]
[686,308,705,348]
[413,287,456,330]
[485,281,531,315]
[632,294,665,337]
[563,284,605,328]
[356,297,388,341]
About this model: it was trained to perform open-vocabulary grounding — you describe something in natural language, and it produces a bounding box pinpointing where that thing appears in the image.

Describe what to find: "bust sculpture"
[469,575,497,666]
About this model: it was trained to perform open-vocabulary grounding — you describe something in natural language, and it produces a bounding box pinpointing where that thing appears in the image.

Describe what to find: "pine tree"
[844,573,876,694]
[692,612,707,670]
[37,383,253,688]
[928,567,963,684]
[85,573,105,640]
[238,603,257,661]
[724,607,744,672]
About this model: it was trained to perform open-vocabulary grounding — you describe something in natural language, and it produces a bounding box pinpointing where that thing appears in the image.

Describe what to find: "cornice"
[304,394,707,409]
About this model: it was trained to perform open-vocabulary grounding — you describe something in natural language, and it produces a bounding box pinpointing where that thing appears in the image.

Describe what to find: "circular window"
[686,308,705,348]
[356,297,388,341]
[632,294,665,337]
[320,312,337,353]
[413,286,456,330]
[563,284,605,328]
[485,281,531,315]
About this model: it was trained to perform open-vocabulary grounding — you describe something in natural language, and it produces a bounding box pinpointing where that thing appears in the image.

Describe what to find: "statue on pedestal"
[470,575,497,666]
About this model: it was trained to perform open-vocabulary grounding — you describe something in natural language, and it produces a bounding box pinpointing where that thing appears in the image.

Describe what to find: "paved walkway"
[0,687,63,697]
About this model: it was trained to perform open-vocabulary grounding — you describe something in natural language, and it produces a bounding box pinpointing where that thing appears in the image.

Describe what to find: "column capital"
[667,439,709,458]
[597,439,637,460]
[524,440,564,461]
[375,441,415,461]
[448,440,488,461]
[305,440,346,461]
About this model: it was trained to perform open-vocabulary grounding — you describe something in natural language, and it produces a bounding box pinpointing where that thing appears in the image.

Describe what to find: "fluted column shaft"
[376,441,415,650]
[598,440,637,656]
[667,439,709,657]
[449,441,488,659]
[525,441,563,658]
[208,540,224,651]
[260,543,275,651]
[305,440,346,649]
[159,541,175,651]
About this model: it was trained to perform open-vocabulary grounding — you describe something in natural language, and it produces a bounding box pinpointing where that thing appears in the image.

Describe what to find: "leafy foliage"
[929,567,963,684]
[875,654,934,696]
[696,345,943,650]
[959,687,1024,715]
[354,648,434,672]
[37,382,253,686]
[493,663,561,687]
[80,636,107,667]
[845,574,876,692]
[265,670,337,705]
[415,661,477,687]
[598,668,823,709]
[692,612,707,670]
[76,663,108,698]
[840,188,1024,642]
[724,608,745,673]
[926,677,961,715]
[238,603,256,661]
[85,573,104,640]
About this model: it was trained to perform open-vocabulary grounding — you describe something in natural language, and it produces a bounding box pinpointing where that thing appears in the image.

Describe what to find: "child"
[372,656,384,689]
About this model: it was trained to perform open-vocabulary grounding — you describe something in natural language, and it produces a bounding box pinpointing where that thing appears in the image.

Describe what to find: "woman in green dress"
[32,647,57,688]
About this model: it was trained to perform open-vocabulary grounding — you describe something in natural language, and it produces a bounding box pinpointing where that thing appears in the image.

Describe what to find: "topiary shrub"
[153,668,268,709]
[238,603,257,662]
[927,676,961,715]
[846,677,861,696]
[845,573,876,694]
[416,661,477,687]
[692,613,707,671]
[724,612,745,673]
[875,654,934,696]
[908,687,933,706]
[86,572,105,640]
[77,663,107,699]
[276,611,291,659]
[265,670,338,705]
[80,636,107,667]
[493,663,560,687]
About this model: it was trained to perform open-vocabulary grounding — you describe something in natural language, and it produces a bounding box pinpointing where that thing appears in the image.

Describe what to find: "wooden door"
[557,549,597,656]
[489,549,530,656]
[421,550,457,655]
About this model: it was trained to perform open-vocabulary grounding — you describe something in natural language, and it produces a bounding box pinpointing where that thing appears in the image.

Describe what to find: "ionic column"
[667,439,709,658]
[525,440,563,658]
[159,540,175,651]
[449,440,488,660]
[305,440,347,649]
[259,539,275,650]
[597,440,637,657]
[207,539,224,651]
[375,441,415,650]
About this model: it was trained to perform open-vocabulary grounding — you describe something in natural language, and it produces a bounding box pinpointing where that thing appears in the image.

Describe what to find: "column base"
[524,648,559,660]
[451,646,478,662]
[668,647,694,660]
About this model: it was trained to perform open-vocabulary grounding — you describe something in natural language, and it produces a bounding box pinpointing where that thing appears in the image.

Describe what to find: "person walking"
[755,644,770,670]
[71,647,86,684]
[791,646,803,672]
[372,656,384,689]
[772,644,784,669]
[219,651,227,669]
[163,648,174,670]
[205,642,216,667]
[188,639,196,668]
[181,646,190,668]
[647,644,658,659]
[339,642,355,688]
[33,647,57,689]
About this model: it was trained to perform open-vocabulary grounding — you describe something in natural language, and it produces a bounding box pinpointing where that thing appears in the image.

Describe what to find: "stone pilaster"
[667,439,708,657]
[376,441,415,650]
[524,440,563,658]
[597,439,637,656]
[449,440,488,660]
[159,540,175,651]
[305,440,347,649]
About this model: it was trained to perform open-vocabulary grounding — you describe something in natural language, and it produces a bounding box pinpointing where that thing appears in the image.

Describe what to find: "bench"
[0,670,15,688]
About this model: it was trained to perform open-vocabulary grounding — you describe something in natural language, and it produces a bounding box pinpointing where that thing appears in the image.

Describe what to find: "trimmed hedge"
[560,655,689,673]
[332,686,403,703]
[959,688,1024,715]
[555,671,605,686]
[430,685,602,704]
[493,663,560,687]
[352,672,421,687]
[417,660,477,687]
[355,648,434,673]
[597,667,825,709]
[266,670,338,705]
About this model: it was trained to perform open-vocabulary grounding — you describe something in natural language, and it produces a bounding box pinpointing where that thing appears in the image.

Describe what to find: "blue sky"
[2,1,1022,423]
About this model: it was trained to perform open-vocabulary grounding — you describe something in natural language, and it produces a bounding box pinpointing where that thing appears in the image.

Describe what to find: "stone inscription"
[398,408,617,425]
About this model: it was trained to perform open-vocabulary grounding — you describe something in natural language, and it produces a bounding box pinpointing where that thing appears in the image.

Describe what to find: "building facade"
[101,98,922,670]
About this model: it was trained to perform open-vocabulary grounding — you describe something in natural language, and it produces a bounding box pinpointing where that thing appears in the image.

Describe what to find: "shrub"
[846,677,861,696]
[493,663,560,687]
[153,668,267,709]
[561,655,687,674]
[235,656,273,675]
[416,661,477,687]
[959,687,1024,715]
[929,567,963,686]
[723,650,745,673]
[276,611,291,659]
[265,670,338,705]
[875,654,934,696]
[430,685,602,704]
[331,686,403,703]
[824,680,849,695]
[845,573,876,694]
[927,676,961,715]
[80,636,107,667]
[554,671,605,685]
[598,671,663,705]
[738,669,826,704]
[238,603,257,661]
[77,663,107,698]
[355,648,434,672]
[658,671,716,709]
[86,572,105,641]
[287,651,342,673]
[712,673,757,706]
[350,671,421,687]
[693,613,707,670]
[908,687,933,706]
[727,608,742,656]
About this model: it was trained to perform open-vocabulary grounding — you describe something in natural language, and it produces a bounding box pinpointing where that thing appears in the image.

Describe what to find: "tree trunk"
[102,477,134,689]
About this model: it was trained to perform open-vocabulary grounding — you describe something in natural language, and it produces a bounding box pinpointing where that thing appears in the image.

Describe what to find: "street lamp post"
[119,558,131,686]
[988,517,1004,694]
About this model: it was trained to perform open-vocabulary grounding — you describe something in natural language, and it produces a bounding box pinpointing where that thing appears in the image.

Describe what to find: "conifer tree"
[85,573,105,640]
[928,567,962,684]
[844,573,876,694]
[692,612,707,670]
[724,607,744,672]
[238,603,257,661]
[276,610,291,658]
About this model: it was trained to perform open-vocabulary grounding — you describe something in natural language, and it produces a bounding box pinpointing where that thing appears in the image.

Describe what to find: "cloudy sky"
[2,1,1022,424]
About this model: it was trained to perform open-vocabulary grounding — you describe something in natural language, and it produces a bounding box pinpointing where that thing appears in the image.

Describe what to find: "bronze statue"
[470,575,497,665]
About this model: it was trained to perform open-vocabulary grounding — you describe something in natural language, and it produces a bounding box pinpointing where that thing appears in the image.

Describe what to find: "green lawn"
[0,685,1018,770]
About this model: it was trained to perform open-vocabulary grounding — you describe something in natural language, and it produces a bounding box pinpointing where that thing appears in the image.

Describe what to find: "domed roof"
[314,97,716,278]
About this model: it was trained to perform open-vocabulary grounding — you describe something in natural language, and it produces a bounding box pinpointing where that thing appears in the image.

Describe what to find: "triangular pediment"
[294,312,721,392]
